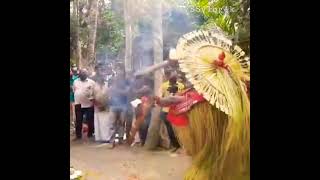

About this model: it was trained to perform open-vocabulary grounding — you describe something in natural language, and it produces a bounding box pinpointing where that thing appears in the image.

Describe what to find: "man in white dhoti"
[92,64,114,147]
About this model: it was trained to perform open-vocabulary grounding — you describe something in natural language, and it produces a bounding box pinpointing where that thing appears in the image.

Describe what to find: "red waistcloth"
[167,110,189,126]
[167,90,205,127]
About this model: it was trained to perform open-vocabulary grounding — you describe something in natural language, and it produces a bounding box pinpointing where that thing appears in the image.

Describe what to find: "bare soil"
[70,139,191,180]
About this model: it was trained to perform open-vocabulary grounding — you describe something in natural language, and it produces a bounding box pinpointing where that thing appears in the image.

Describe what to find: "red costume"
[166,90,205,127]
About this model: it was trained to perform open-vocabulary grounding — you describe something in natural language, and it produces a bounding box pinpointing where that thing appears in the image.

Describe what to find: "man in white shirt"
[73,69,95,140]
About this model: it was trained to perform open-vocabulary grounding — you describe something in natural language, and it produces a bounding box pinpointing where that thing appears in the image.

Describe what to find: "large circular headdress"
[170,29,250,115]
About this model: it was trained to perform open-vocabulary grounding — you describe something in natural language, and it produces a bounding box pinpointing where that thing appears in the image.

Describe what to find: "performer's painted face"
[169,72,178,84]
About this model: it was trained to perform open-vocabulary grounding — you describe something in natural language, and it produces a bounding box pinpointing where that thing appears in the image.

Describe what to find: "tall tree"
[96,1,125,62]
[86,0,99,70]
[74,0,82,67]
[124,0,133,72]
[70,0,125,67]
[144,0,164,150]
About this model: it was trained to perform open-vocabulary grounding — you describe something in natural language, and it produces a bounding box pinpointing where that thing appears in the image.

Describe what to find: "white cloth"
[93,82,112,142]
[105,112,116,142]
[73,78,95,108]
[94,111,111,142]
[130,99,142,108]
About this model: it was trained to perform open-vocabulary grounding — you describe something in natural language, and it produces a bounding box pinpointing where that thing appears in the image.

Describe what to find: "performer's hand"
[138,85,151,94]
[153,96,161,104]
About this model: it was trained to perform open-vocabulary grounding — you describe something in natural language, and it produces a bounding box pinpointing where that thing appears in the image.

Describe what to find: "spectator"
[160,70,185,152]
[109,70,130,143]
[70,65,79,134]
[92,64,112,144]
[127,75,154,146]
[126,74,144,145]
[91,63,106,83]
[138,77,154,146]
[73,69,95,141]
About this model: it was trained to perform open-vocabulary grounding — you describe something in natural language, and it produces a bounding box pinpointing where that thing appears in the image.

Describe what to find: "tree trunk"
[74,0,82,67]
[86,0,99,70]
[144,0,163,150]
[124,0,133,72]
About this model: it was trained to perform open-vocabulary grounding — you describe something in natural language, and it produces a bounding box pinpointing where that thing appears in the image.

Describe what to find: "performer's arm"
[134,58,179,77]
[138,85,152,94]
[134,61,170,77]
[155,95,184,107]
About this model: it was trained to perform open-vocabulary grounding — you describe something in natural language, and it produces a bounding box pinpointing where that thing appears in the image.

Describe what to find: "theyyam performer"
[137,29,250,180]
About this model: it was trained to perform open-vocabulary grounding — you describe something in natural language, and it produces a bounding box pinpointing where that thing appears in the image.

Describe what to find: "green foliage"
[70,1,125,61]
[186,0,250,53]
[96,10,125,58]
[187,0,249,34]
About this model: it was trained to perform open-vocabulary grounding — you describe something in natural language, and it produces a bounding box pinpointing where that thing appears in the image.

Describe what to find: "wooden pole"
[124,0,133,72]
[144,0,163,150]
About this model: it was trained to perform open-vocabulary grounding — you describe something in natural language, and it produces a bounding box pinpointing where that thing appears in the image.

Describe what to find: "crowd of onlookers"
[70,61,188,152]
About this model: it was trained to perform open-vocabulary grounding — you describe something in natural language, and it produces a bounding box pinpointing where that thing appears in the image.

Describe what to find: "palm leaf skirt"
[174,101,250,180]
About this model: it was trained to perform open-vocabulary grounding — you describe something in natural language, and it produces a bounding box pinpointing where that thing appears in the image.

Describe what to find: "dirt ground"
[70,139,191,180]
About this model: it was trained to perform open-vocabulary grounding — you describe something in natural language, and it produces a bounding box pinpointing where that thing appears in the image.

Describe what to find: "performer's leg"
[128,107,143,145]
[161,112,180,148]
[167,123,180,148]
[94,110,101,142]
[138,129,144,145]
[114,110,122,140]
[86,106,95,137]
[74,104,82,139]
[140,109,152,145]
[108,109,117,143]
[99,111,110,142]
[118,108,127,139]
[72,103,76,122]
[125,107,133,140]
